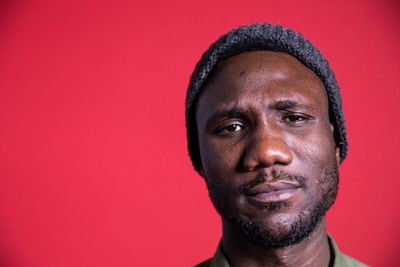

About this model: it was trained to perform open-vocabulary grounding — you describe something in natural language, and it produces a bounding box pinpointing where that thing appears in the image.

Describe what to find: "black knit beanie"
[185,23,347,174]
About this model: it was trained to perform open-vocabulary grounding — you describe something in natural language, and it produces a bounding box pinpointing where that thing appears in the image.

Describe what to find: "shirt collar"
[208,235,345,267]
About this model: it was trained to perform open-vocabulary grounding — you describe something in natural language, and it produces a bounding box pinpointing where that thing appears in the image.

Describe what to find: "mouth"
[244,181,302,204]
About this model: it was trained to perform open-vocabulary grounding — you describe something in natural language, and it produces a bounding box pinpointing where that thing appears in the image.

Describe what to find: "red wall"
[0,0,399,266]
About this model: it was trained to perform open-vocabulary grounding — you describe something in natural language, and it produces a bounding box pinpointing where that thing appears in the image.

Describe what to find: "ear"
[335,147,340,165]
[330,124,341,165]
[199,167,205,178]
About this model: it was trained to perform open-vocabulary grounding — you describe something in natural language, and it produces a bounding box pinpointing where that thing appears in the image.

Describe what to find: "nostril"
[241,136,293,171]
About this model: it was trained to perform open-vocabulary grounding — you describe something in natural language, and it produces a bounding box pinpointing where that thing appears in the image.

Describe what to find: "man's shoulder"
[194,253,368,267]
[329,236,369,267]
[336,251,368,267]
[195,236,368,267]
[194,258,211,267]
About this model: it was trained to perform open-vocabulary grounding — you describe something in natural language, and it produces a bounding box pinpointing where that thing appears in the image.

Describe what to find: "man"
[185,24,367,267]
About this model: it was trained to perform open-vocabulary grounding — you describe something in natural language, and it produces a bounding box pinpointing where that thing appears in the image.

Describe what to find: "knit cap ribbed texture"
[186,23,347,174]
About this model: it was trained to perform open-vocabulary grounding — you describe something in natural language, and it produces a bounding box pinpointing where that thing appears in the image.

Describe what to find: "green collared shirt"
[196,236,368,267]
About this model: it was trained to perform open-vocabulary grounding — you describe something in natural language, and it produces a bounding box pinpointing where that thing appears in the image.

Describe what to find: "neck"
[222,218,331,267]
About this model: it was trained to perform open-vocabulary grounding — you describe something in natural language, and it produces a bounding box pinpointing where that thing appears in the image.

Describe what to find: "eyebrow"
[215,99,307,115]
[206,98,312,123]
[209,108,245,120]
[268,99,304,110]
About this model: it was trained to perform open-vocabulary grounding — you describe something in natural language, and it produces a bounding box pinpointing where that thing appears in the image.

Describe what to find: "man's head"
[185,24,346,248]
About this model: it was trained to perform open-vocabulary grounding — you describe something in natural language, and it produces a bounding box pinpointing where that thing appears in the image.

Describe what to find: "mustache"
[239,169,307,194]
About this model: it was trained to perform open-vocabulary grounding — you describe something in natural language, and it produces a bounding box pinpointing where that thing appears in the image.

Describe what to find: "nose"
[242,127,293,171]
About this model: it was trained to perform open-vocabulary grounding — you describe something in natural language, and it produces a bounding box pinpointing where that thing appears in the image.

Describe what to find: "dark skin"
[195,51,340,267]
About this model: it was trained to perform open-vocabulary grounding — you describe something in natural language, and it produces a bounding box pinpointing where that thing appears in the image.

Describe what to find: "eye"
[283,114,305,122]
[214,121,245,136]
[281,113,313,125]
[225,124,243,132]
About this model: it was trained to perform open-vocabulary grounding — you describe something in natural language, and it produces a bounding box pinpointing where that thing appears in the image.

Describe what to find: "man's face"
[195,51,340,248]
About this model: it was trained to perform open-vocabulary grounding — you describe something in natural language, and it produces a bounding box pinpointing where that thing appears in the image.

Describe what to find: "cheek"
[199,137,243,177]
[291,127,337,164]
[290,127,338,196]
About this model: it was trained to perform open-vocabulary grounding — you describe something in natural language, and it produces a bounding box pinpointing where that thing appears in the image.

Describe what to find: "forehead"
[196,51,329,117]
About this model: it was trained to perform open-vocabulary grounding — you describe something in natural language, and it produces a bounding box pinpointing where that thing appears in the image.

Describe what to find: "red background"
[0,0,399,266]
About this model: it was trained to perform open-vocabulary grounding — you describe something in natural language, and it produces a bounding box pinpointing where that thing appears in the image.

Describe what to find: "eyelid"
[281,111,315,124]
[208,111,250,129]
[213,119,246,135]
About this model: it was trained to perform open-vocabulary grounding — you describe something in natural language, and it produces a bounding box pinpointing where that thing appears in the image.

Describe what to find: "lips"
[244,181,302,203]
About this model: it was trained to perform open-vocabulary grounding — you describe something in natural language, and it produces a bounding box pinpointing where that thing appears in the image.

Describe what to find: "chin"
[207,161,339,248]
[226,208,324,248]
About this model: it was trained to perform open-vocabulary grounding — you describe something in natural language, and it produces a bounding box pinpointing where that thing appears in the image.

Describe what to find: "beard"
[205,162,339,248]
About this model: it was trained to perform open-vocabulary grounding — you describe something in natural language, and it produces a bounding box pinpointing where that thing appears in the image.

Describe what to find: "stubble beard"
[205,162,339,248]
